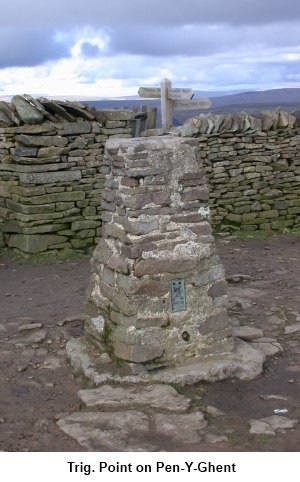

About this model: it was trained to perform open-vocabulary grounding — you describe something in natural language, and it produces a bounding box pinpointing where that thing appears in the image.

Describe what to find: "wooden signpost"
[138,78,211,129]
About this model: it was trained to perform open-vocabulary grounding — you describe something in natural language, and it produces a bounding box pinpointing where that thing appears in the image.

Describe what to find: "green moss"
[286,225,300,237]
[190,399,206,410]
[227,433,240,446]
[101,321,112,345]
[113,357,125,367]
[170,382,185,394]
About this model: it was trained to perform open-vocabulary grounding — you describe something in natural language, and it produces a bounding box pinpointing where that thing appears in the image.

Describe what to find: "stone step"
[78,384,191,412]
[57,409,207,452]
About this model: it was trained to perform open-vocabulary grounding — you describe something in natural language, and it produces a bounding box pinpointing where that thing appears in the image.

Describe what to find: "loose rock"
[227,274,253,283]
[251,341,283,357]
[12,329,47,346]
[203,433,229,444]
[259,395,288,401]
[232,326,264,341]
[249,415,298,435]
[284,323,300,335]
[18,323,43,333]
[206,405,225,417]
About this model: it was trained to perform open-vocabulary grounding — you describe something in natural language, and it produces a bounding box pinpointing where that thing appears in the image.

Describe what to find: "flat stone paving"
[58,384,207,451]
[58,338,265,451]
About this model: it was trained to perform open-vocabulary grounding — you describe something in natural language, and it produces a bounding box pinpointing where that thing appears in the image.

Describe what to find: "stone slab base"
[57,383,208,451]
[78,384,191,412]
[57,409,207,451]
[66,335,265,386]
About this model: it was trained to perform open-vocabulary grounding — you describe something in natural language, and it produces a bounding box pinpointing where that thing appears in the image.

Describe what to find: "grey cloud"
[0,28,69,68]
[108,25,228,56]
[2,0,300,29]
[108,22,300,57]
[1,0,300,69]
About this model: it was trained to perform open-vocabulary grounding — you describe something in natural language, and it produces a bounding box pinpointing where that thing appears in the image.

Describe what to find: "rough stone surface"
[249,420,276,435]
[249,415,298,435]
[113,340,164,363]
[0,97,137,257]
[152,412,207,445]
[284,323,300,335]
[251,341,283,357]
[78,384,191,412]
[57,411,156,451]
[203,433,229,444]
[206,405,225,417]
[19,170,82,185]
[86,136,233,371]
[232,326,264,341]
[57,406,207,451]
[7,234,68,253]
[12,328,48,346]
[66,337,265,385]
[11,96,44,124]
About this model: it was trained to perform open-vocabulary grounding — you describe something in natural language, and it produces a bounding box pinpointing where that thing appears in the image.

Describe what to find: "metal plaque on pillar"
[170,279,187,312]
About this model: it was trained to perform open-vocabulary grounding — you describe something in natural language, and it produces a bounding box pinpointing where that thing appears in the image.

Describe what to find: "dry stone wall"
[200,129,300,233]
[1,102,300,256]
[0,96,136,256]
[170,110,300,233]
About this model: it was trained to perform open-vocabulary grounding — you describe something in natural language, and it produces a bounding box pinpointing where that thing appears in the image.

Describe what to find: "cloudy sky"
[1,0,300,99]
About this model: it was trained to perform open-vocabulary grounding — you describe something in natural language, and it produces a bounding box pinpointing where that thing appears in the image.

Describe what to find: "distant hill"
[203,88,300,116]
[82,87,300,127]
[208,88,300,107]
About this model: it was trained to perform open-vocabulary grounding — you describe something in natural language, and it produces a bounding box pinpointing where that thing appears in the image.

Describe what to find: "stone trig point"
[67,136,264,384]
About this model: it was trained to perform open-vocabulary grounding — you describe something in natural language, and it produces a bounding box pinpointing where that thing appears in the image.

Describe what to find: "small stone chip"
[18,323,43,332]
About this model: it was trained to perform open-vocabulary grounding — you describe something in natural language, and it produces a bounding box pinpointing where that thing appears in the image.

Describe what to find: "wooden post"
[131,106,137,137]
[147,106,157,130]
[161,78,172,129]
[140,105,147,134]
[134,108,147,137]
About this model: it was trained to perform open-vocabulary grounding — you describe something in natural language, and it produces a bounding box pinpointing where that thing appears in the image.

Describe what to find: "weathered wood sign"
[172,99,212,110]
[138,79,211,129]
[138,87,193,100]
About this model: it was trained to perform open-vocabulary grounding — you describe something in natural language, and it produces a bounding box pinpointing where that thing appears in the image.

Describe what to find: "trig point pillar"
[86,136,233,371]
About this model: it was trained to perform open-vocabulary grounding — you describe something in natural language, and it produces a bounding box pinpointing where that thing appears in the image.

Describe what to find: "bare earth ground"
[0,234,299,452]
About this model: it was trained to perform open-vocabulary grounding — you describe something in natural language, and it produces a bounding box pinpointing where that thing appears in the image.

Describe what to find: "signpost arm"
[138,80,211,129]
[161,78,172,129]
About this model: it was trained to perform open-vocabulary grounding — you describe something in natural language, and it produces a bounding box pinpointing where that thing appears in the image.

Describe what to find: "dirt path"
[0,234,299,451]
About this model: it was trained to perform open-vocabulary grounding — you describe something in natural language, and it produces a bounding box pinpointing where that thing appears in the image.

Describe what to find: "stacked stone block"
[86,137,232,369]
[0,109,135,256]
[2,105,300,257]
[147,110,300,233]
[199,129,300,232]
